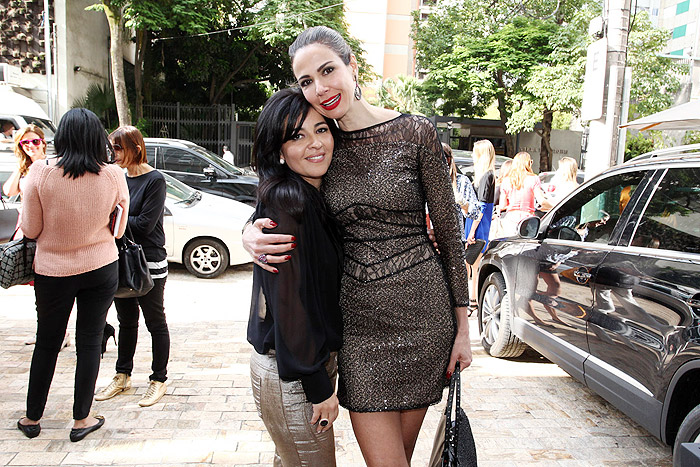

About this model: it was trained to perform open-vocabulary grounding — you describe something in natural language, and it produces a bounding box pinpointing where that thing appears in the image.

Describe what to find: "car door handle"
[573,269,591,282]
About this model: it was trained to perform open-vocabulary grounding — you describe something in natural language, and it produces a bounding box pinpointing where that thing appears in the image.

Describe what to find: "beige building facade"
[345,0,419,81]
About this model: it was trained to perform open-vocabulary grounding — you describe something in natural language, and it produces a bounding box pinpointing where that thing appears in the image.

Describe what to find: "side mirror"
[203,167,217,180]
[518,216,540,239]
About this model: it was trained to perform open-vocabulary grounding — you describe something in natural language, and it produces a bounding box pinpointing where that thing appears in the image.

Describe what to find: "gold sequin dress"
[322,114,470,412]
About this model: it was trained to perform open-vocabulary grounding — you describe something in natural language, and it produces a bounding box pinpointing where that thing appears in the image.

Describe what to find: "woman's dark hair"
[252,87,336,219]
[289,26,353,66]
[54,108,109,179]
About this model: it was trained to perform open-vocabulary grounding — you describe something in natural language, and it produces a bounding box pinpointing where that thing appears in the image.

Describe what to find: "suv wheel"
[673,404,700,466]
[478,271,526,358]
[184,238,229,279]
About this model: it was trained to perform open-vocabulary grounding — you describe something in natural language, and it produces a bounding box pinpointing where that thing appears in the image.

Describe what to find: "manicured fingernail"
[285,255,292,260]
[270,221,277,227]
[446,371,452,380]
[291,236,296,241]
[272,268,278,273]
[291,243,296,249]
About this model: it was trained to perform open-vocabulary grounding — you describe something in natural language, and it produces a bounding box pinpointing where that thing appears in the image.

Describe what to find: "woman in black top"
[95,126,170,408]
[248,87,343,466]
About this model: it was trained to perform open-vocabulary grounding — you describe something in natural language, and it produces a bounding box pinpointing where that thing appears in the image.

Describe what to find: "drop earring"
[354,81,362,101]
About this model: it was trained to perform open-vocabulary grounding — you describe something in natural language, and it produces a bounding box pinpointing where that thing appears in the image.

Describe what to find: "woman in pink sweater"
[17,108,129,442]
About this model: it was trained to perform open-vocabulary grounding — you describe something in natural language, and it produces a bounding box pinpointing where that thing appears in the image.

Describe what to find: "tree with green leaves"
[374,75,427,115]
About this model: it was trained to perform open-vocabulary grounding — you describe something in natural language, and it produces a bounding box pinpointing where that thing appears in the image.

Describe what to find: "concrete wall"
[516,129,583,173]
[54,0,110,120]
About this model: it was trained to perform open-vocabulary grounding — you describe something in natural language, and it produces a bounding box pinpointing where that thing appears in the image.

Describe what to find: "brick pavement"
[0,266,672,466]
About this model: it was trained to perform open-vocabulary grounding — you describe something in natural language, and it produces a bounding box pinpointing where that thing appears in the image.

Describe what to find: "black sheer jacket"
[247,191,343,404]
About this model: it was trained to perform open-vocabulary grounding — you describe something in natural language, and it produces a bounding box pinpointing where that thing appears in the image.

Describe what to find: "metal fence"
[142,103,255,167]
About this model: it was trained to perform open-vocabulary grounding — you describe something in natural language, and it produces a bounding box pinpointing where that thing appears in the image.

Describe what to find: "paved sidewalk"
[0,265,672,466]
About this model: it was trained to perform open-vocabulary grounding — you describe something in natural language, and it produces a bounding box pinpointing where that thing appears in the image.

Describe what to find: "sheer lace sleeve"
[415,117,470,306]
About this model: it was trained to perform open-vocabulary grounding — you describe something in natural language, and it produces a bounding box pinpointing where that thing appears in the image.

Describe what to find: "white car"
[163,172,253,278]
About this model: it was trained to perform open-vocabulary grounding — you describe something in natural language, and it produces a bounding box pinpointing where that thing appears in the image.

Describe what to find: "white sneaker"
[139,381,167,407]
[95,373,131,401]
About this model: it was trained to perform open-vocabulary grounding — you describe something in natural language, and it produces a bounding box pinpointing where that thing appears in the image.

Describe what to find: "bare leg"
[469,253,484,302]
[350,408,428,467]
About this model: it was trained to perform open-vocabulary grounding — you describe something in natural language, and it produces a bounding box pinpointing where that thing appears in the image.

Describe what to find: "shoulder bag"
[429,362,478,467]
[0,198,20,243]
[115,224,154,298]
[0,230,36,289]
[458,175,481,221]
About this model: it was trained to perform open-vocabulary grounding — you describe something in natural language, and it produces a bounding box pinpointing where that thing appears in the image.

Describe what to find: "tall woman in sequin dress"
[242,26,472,466]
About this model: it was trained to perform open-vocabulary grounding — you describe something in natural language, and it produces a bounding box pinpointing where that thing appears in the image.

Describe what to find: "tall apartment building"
[344,0,419,82]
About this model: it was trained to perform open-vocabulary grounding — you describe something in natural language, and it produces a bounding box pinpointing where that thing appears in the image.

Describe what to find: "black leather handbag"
[115,225,154,299]
[429,362,478,467]
[464,239,486,265]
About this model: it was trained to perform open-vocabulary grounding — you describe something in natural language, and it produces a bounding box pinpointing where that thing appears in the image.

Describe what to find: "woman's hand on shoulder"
[311,394,339,433]
[242,218,295,273]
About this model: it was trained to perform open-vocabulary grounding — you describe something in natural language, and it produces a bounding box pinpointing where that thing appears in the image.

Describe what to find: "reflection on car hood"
[167,191,254,222]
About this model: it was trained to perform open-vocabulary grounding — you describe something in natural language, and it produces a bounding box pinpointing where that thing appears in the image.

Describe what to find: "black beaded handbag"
[429,362,478,467]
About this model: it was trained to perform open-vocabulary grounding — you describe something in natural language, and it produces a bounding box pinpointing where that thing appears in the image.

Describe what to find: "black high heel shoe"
[101,323,116,357]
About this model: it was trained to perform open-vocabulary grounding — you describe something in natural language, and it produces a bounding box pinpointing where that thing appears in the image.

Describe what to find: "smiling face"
[19,131,47,163]
[292,43,358,121]
[280,108,333,189]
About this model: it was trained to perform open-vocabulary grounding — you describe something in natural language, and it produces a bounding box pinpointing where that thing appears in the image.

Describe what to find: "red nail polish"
[291,243,296,249]
[270,221,277,227]
[285,255,292,260]
[291,236,296,241]
[272,268,279,273]
[446,371,452,380]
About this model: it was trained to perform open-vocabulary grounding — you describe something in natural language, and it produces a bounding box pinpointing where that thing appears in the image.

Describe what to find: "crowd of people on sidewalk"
[3,23,582,466]
[5,111,171,442]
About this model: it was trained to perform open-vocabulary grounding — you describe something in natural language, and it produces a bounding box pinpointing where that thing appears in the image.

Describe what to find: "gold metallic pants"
[250,351,338,467]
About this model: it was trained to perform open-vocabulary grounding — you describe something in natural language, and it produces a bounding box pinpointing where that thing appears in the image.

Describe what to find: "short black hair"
[252,87,337,219]
[54,108,109,179]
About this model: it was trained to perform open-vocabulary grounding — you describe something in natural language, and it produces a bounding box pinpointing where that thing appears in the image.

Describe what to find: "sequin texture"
[322,114,470,412]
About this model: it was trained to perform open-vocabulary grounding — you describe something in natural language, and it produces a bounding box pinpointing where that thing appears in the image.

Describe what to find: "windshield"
[190,146,245,175]
[163,172,197,202]
[21,116,56,139]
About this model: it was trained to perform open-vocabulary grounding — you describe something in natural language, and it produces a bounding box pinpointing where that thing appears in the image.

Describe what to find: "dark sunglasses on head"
[20,138,44,147]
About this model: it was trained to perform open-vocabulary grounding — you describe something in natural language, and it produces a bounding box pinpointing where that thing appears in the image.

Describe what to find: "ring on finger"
[258,254,268,264]
[320,419,329,427]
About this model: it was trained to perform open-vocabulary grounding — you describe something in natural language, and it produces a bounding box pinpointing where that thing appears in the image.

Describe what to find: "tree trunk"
[539,109,554,172]
[134,28,146,123]
[494,71,516,157]
[104,3,131,127]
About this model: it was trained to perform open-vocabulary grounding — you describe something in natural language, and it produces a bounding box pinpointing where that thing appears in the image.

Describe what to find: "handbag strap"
[442,361,461,463]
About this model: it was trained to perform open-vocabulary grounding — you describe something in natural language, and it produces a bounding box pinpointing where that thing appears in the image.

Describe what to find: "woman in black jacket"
[247,87,343,466]
[95,126,170,407]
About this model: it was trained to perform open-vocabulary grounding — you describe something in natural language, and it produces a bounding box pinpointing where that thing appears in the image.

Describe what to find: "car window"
[547,171,647,244]
[632,167,700,254]
[190,146,243,175]
[161,148,210,174]
[146,146,156,166]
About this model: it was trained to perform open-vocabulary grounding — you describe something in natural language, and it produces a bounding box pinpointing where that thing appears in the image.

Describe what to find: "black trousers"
[114,277,169,382]
[27,261,118,421]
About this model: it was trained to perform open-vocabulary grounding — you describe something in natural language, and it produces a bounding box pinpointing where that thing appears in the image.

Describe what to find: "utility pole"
[582,0,632,180]
[43,0,53,121]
